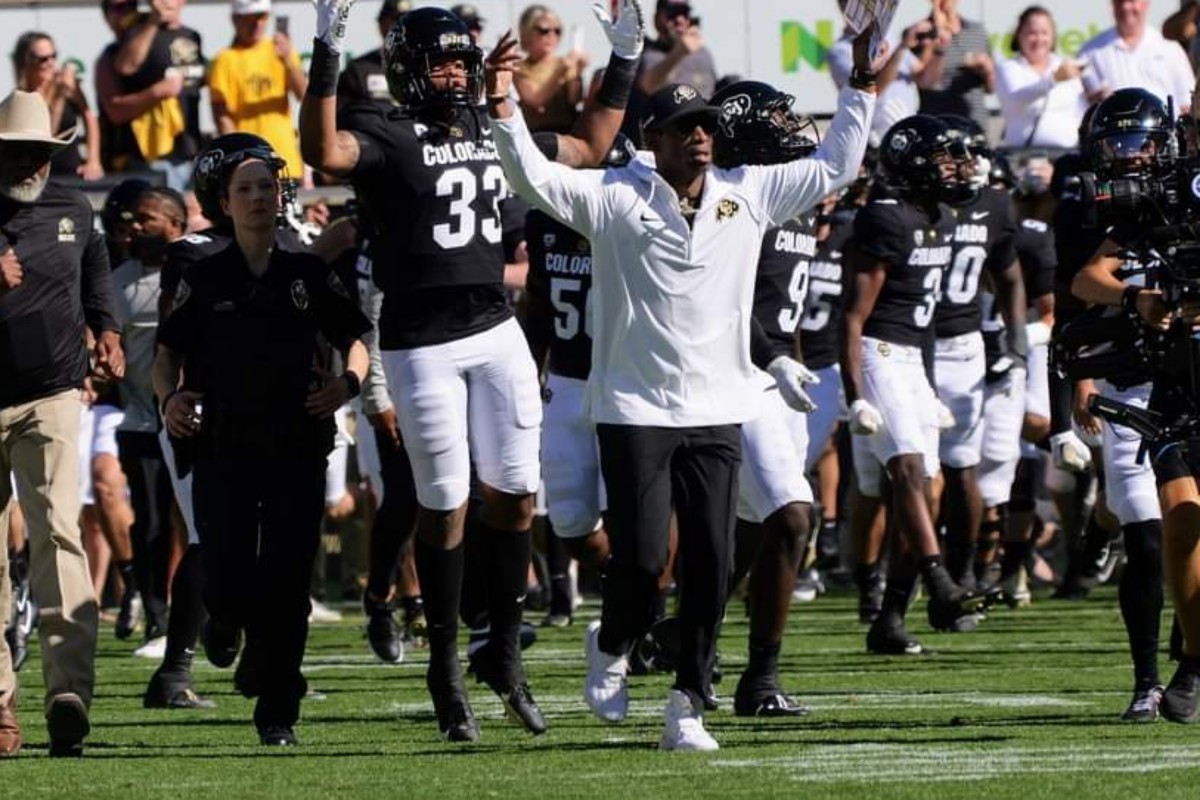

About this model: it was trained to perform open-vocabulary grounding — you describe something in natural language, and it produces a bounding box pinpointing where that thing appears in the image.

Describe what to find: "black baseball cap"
[378,0,411,22]
[450,3,484,29]
[657,0,692,16]
[642,83,719,133]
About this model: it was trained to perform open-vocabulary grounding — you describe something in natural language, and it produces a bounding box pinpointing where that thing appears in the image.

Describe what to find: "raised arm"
[300,0,363,177]
[755,27,879,224]
[550,0,645,168]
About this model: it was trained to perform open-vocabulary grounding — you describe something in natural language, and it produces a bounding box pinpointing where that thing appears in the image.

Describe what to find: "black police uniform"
[801,211,853,371]
[157,242,370,731]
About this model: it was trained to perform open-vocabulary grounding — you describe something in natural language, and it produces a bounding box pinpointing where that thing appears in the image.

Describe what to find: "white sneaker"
[584,620,629,723]
[133,635,167,660]
[659,689,719,752]
[309,598,344,624]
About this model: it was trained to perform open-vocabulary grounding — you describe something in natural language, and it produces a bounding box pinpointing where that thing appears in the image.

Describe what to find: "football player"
[301,0,647,741]
[842,115,985,655]
[930,116,1028,599]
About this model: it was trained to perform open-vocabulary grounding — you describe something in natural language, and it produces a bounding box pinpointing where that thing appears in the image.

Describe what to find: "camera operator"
[1069,88,1171,722]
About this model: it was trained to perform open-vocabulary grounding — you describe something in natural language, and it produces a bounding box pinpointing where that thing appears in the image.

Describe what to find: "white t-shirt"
[995,53,1089,149]
[1079,26,1195,108]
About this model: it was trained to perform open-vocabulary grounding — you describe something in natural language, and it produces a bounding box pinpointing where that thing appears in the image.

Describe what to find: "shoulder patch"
[326,270,351,299]
[172,278,192,310]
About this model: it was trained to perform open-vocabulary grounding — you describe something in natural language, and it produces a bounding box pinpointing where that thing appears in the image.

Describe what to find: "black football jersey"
[853,196,956,348]
[934,187,1018,339]
[525,209,593,381]
[801,211,853,370]
[753,214,819,361]
[982,217,1059,370]
[344,103,512,349]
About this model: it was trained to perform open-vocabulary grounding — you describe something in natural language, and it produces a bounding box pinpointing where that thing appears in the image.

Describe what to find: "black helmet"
[602,133,636,169]
[1084,88,1172,174]
[939,113,992,194]
[101,177,152,237]
[383,7,484,109]
[989,152,1016,190]
[192,133,286,224]
[712,80,819,168]
[879,115,959,196]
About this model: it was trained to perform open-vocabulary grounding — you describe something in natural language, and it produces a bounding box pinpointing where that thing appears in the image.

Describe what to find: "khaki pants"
[0,389,97,713]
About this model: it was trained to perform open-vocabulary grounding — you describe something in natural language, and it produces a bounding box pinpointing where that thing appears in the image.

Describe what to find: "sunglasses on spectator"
[535,26,562,36]
[30,52,57,65]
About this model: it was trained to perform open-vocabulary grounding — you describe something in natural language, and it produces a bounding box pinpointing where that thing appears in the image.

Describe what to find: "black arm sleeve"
[750,316,778,370]
[81,228,119,335]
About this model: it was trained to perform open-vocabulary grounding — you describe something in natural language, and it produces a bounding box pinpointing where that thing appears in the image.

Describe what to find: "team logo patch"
[718,93,751,136]
[913,229,924,247]
[326,271,351,299]
[888,129,912,158]
[672,85,699,104]
[717,199,740,221]
[172,278,192,310]
[877,342,891,357]
[291,279,310,311]
[449,125,465,138]
[57,217,76,243]
[543,233,556,248]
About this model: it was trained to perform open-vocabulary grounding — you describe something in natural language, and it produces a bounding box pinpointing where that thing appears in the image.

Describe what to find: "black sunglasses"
[31,52,57,65]
[534,26,562,35]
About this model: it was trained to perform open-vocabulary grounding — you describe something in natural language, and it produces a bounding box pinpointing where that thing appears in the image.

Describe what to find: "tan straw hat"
[0,90,78,151]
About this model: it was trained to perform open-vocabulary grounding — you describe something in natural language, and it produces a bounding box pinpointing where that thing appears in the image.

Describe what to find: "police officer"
[153,140,371,746]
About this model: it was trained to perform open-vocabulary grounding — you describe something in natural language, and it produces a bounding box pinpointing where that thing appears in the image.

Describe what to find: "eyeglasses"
[31,52,57,65]
[534,26,562,36]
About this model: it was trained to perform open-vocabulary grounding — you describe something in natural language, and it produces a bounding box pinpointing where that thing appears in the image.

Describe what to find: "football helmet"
[383,7,485,109]
[192,133,286,224]
[879,115,960,198]
[1084,88,1173,176]
[712,80,819,168]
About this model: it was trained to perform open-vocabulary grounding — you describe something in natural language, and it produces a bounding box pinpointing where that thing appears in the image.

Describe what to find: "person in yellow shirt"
[208,0,307,181]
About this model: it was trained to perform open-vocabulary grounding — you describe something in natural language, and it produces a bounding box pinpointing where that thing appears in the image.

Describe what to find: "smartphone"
[690,15,702,27]
[276,14,290,37]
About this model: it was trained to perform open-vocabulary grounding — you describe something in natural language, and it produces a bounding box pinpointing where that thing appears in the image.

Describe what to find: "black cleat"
[1162,658,1200,724]
[144,669,216,709]
[115,590,141,641]
[364,598,405,664]
[927,589,988,632]
[202,619,241,669]
[734,677,810,717]
[258,725,297,746]
[428,674,480,742]
[470,644,547,735]
[402,596,427,646]
[1121,684,1163,722]
[6,575,33,672]
[866,618,925,655]
[46,693,89,758]
[855,565,884,625]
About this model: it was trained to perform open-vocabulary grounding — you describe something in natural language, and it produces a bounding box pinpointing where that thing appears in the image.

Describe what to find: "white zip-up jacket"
[493,86,875,428]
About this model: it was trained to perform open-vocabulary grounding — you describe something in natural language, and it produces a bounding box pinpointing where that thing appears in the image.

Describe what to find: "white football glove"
[314,0,356,53]
[849,399,883,436]
[1026,320,1052,348]
[592,0,646,60]
[767,356,819,413]
[1050,430,1093,473]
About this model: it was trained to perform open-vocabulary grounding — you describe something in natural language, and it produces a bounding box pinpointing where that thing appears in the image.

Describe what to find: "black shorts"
[1148,374,1200,486]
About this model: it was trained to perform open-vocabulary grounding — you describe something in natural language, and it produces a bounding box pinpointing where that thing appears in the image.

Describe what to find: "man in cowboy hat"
[0,89,124,757]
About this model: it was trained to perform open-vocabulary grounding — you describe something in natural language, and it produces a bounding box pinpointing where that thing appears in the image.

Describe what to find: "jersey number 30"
[433,165,508,249]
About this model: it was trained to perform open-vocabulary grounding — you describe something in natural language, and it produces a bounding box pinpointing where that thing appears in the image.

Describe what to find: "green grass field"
[6,588,1200,798]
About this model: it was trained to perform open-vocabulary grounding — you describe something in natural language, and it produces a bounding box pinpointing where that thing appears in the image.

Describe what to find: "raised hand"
[313,0,356,54]
[485,30,522,100]
[591,0,645,60]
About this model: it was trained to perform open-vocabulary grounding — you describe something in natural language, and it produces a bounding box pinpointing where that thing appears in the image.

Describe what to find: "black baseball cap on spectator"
[657,0,692,17]
[378,0,411,23]
[642,83,719,133]
[450,4,484,30]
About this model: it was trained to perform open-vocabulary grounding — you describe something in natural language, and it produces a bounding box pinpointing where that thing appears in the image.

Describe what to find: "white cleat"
[584,620,629,723]
[308,597,344,624]
[133,635,167,660]
[659,689,719,752]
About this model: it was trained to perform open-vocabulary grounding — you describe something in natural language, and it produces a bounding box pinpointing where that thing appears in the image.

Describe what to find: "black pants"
[192,452,326,729]
[596,423,741,709]
[117,430,172,636]
[366,428,418,600]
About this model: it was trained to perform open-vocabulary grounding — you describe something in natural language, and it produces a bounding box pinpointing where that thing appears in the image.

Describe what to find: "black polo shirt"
[0,184,118,408]
[157,242,371,457]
